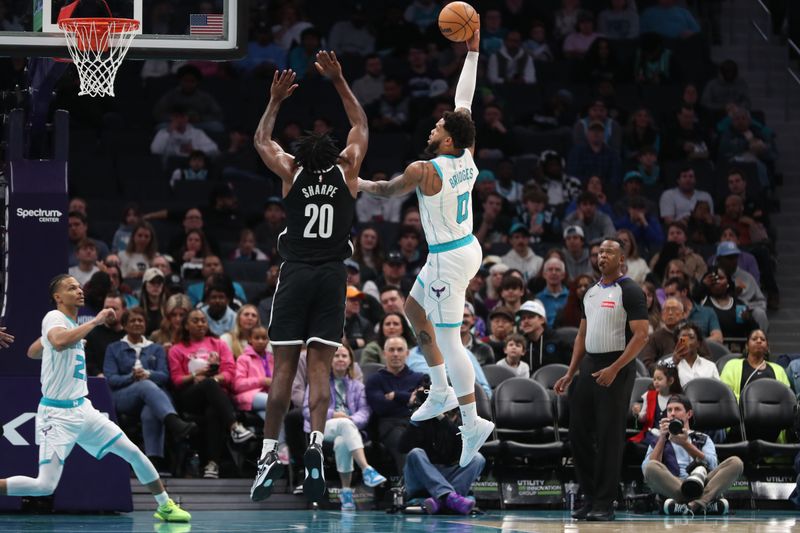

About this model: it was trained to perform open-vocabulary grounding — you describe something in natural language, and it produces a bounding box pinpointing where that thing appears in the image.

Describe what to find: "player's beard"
[424,139,441,157]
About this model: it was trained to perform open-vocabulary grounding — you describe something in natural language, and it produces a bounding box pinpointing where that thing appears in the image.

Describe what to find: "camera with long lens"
[668,418,684,436]
[681,459,710,499]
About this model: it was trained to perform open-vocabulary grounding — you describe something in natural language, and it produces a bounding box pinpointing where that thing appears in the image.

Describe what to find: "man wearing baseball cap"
[501,223,543,282]
[517,299,571,374]
[377,251,414,295]
[344,286,373,349]
[562,225,594,279]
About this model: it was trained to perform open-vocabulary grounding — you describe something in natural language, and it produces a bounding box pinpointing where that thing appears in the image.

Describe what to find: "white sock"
[309,430,324,446]
[459,402,478,427]
[429,364,448,391]
[261,438,278,460]
[154,491,169,507]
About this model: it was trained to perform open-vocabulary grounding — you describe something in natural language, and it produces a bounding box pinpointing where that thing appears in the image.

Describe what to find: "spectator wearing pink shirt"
[168,309,254,478]
[233,326,274,419]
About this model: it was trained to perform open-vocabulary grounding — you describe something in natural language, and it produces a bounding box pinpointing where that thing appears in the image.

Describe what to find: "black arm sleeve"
[620,279,648,322]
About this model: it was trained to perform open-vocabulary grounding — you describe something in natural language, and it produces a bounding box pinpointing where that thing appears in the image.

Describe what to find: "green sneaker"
[154,499,191,522]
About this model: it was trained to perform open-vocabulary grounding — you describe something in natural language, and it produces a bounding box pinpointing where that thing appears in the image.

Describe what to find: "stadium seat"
[223,260,270,282]
[492,378,564,460]
[474,382,493,422]
[635,358,649,377]
[715,353,741,374]
[554,327,578,346]
[683,378,749,460]
[237,281,266,303]
[704,339,731,361]
[360,362,384,383]
[627,377,653,433]
[531,364,569,390]
[741,379,800,462]
[482,364,517,390]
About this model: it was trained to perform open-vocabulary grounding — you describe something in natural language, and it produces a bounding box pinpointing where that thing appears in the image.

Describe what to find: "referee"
[554,239,649,521]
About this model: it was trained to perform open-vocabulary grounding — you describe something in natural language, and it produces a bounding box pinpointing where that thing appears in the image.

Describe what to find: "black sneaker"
[663,498,693,516]
[250,448,285,502]
[704,498,729,515]
[303,437,326,503]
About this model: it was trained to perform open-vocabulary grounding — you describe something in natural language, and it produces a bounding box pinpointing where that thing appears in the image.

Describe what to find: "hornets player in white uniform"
[358,30,493,467]
[0,275,190,523]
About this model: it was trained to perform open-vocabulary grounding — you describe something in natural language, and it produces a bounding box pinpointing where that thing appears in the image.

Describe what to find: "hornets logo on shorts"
[429,280,451,301]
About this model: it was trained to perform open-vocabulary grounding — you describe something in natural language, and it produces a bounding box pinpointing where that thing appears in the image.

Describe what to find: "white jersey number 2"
[303,203,334,238]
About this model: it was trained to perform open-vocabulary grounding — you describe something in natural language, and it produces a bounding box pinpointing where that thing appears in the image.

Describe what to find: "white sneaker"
[230,423,254,444]
[458,417,494,467]
[411,386,459,422]
[203,461,219,479]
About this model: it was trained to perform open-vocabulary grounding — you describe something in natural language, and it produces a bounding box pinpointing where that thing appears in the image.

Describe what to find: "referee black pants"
[568,352,635,510]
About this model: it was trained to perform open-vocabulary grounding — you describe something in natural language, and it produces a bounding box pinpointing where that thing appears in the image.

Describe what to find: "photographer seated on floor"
[398,385,485,516]
[642,394,744,516]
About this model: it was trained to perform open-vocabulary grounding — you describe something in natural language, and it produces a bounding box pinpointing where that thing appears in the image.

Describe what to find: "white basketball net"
[58,18,140,98]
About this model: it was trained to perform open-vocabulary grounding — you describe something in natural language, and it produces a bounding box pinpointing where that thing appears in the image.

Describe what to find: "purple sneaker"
[422,496,441,515]
[445,492,475,515]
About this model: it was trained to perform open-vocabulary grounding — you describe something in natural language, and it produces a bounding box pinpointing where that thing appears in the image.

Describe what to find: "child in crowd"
[234,326,273,420]
[170,150,210,188]
[523,21,553,62]
[630,361,682,442]
[496,334,530,377]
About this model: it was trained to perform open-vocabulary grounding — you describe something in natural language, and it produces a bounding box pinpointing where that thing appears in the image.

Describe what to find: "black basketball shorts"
[268,260,347,348]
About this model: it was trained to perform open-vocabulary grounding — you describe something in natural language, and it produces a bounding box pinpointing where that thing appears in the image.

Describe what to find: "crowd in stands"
[4,0,797,511]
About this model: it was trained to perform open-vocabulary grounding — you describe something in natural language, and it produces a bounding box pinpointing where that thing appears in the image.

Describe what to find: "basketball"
[438,2,479,42]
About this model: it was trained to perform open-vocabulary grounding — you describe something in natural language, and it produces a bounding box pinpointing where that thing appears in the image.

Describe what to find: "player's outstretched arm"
[315,51,368,176]
[47,308,115,352]
[455,30,480,153]
[254,69,299,183]
[358,161,434,198]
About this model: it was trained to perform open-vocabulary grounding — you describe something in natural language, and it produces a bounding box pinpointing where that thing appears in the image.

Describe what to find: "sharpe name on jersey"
[301,183,339,199]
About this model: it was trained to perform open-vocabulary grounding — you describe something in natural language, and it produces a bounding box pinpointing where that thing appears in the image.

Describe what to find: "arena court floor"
[0,510,797,533]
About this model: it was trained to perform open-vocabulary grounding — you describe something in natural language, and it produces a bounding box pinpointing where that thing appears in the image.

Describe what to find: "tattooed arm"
[358,161,440,198]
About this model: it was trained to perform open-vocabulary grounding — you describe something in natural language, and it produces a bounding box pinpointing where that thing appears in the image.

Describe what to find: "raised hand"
[270,69,298,103]
[314,51,343,81]
[466,28,480,53]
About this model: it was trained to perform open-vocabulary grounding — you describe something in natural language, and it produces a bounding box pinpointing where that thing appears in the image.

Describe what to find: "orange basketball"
[438,2,479,42]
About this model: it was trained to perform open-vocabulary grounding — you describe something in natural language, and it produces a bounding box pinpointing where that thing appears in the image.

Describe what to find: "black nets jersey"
[277,164,355,263]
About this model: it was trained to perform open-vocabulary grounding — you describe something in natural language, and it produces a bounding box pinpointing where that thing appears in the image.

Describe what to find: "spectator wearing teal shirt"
[640,0,700,39]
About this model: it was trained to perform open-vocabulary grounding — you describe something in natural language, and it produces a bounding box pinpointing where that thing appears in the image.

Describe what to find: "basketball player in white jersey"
[0,275,190,523]
[358,30,493,467]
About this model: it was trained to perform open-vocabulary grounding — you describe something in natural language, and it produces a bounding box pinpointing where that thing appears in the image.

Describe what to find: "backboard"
[0,0,246,60]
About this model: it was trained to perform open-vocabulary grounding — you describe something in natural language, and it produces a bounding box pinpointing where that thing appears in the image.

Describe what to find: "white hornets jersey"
[417,149,478,247]
[40,310,89,401]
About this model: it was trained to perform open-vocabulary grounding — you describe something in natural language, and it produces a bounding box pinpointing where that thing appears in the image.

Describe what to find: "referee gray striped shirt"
[581,276,648,354]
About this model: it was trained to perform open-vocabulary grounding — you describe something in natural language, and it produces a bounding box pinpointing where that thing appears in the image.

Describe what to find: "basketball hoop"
[58,17,140,97]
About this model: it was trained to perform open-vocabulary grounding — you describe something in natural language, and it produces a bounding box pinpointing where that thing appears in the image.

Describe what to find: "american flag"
[189,14,224,36]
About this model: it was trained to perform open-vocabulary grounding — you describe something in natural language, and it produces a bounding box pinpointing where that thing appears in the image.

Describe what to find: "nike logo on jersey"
[301,184,339,199]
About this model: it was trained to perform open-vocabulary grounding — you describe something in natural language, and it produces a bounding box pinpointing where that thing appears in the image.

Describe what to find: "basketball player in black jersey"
[249,52,367,503]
